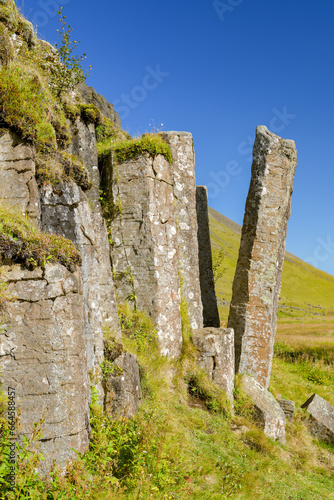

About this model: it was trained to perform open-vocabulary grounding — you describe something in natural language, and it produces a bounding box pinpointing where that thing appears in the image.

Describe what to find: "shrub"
[49,7,90,98]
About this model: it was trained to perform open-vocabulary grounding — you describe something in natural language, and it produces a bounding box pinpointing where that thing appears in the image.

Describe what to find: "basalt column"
[161,132,203,330]
[228,126,297,388]
[107,152,182,358]
[196,186,220,327]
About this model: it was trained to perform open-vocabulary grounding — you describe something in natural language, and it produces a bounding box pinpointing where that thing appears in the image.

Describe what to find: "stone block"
[228,126,297,388]
[301,394,334,443]
[241,374,286,443]
[196,186,220,327]
[0,129,40,221]
[104,353,142,419]
[278,399,295,421]
[0,263,90,474]
[192,327,234,402]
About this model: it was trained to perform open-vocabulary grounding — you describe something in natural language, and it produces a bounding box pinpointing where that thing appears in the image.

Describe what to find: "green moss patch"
[35,151,92,191]
[0,204,81,271]
[111,134,173,165]
[0,64,71,152]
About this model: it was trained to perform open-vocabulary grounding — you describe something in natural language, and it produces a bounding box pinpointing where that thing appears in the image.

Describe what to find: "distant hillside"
[209,207,334,323]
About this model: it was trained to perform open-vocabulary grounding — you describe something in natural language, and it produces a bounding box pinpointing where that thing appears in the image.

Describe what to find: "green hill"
[209,207,334,325]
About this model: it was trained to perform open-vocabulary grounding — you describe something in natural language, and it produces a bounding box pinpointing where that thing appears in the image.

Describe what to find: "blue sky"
[18,0,334,275]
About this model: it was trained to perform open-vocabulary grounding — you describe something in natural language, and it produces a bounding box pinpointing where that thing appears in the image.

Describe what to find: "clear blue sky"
[18,0,334,275]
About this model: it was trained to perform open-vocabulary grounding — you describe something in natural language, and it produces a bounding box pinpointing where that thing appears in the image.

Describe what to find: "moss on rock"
[111,134,173,165]
[0,204,81,271]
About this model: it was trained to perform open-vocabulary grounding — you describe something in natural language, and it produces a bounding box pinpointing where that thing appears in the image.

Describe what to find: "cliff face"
[0,0,297,476]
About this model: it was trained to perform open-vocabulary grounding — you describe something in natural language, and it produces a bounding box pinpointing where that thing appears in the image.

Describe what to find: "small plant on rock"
[50,7,91,98]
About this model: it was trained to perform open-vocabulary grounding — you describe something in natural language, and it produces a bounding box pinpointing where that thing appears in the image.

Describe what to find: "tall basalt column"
[108,152,182,358]
[228,126,297,389]
[161,132,203,330]
[196,186,220,327]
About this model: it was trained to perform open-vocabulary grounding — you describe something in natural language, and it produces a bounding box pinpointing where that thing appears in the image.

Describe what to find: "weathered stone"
[39,181,120,401]
[69,117,101,213]
[196,186,220,327]
[241,374,286,443]
[0,263,90,474]
[228,126,297,389]
[0,129,40,221]
[104,353,142,418]
[301,394,334,443]
[77,81,122,128]
[278,399,295,422]
[107,152,182,358]
[68,117,121,335]
[192,327,234,402]
[161,132,203,330]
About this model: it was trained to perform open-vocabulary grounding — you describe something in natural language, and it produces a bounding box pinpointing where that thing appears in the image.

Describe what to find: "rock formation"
[196,186,220,327]
[0,263,90,474]
[241,375,286,443]
[192,327,234,402]
[228,126,297,389]
[103,150,183,358]
[161,132,203,331]
[302,394,334,443]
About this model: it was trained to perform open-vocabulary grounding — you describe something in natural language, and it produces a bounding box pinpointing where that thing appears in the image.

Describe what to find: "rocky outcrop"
[241,374,286,443]
[104,353,142,419]
[0,263,90,474]
[0,129,40,221]
[192,327,234,402]
[39,181,120,400]
[196,186,220,327]
[77,81,121,129]
[69,117,101,213]
[69,116,121,335]
[161,132,203,330]
[106,151,183,358]
[301,394,334,443]
[228,126,297,389]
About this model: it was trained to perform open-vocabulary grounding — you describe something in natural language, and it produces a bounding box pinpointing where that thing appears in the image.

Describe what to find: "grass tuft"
[0,204,81,271]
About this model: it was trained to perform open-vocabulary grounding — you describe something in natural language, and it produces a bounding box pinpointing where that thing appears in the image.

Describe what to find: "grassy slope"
[209,206,334,324]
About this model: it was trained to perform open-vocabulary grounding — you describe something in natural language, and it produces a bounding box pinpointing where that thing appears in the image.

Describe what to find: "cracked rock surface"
[0,129,40,221]
[228,126,297,389]
[108,152,183,358]
[0,263,90,474]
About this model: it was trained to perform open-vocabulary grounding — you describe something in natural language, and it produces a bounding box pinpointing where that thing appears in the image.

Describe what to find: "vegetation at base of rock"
[35,151,92,191]
[1,303,334,498]
[0,204,81,271]
[117,303,157,352]
[111,134,173,165]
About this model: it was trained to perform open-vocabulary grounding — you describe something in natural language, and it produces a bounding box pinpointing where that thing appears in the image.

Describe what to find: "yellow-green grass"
[209,207,334,325]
